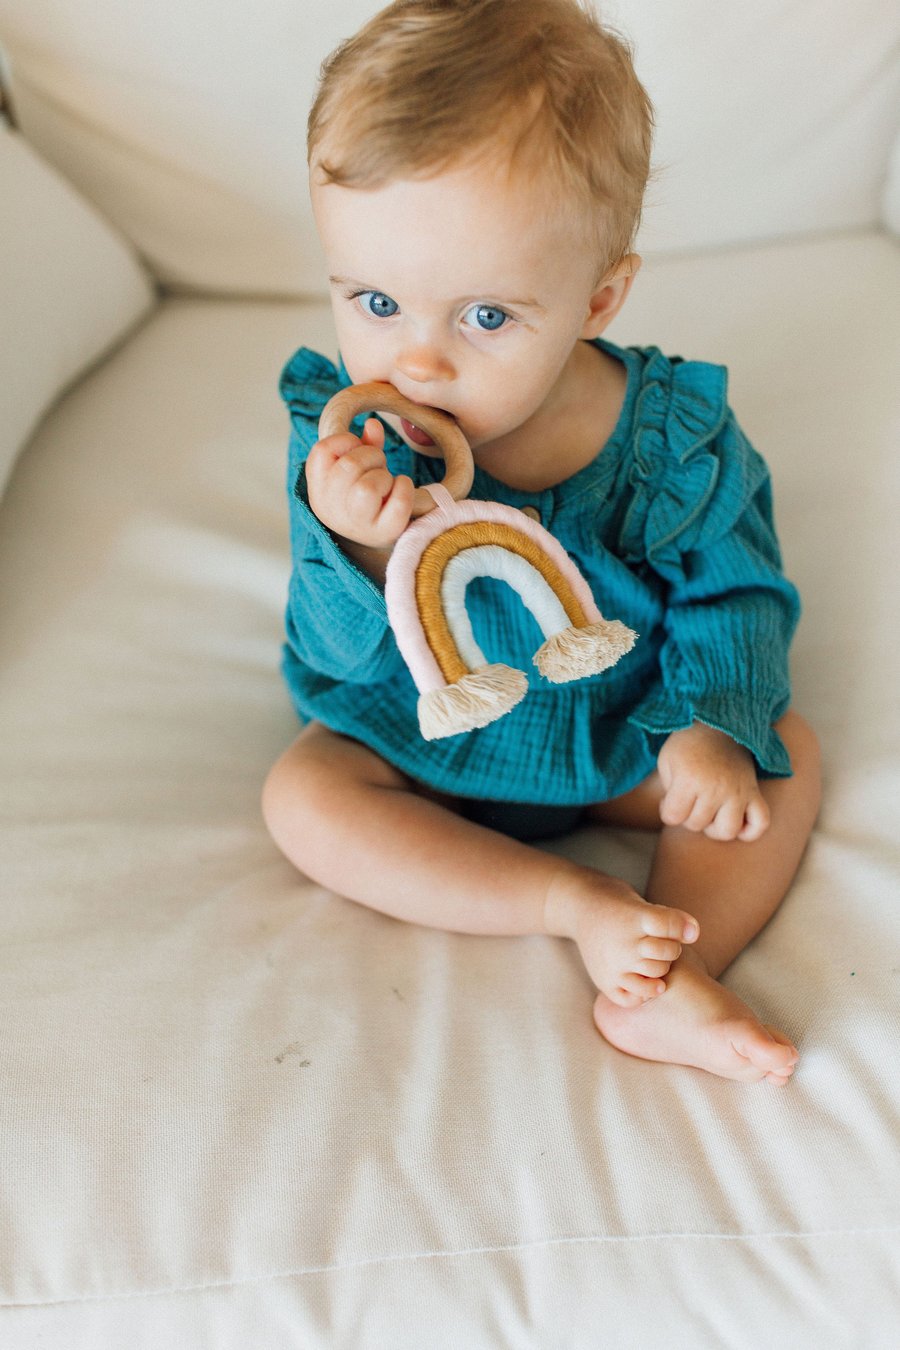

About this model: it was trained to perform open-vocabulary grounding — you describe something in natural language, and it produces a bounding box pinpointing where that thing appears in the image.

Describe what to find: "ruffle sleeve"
[278,345,351,427]
[620,350,801,777]
[618,348,728,576]
[277,347,405,685]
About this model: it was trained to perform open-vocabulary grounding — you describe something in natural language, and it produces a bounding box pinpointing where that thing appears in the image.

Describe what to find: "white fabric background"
[1,232,899,1345]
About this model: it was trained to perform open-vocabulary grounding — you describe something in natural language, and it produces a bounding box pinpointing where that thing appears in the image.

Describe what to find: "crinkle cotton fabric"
[277,338,800,806]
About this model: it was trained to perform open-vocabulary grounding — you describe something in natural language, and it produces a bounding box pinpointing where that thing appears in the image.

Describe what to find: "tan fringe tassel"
[418,664,528,740]
[534,620,638,683]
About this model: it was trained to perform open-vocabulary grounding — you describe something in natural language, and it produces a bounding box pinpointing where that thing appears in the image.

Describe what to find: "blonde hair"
[308,0,654,276]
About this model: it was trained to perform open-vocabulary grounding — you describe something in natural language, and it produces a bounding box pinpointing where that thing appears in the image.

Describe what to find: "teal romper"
[277,337,800,838]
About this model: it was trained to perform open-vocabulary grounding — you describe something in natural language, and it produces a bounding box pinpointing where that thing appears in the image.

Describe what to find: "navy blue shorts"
[458,798,586,842]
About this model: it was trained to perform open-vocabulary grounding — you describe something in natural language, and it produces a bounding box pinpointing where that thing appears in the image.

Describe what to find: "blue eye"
[464,303,509,332]
[358,291,399,318]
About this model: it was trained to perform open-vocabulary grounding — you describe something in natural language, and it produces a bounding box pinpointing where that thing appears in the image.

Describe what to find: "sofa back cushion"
[0,0,897,297]
[0,119,155,498]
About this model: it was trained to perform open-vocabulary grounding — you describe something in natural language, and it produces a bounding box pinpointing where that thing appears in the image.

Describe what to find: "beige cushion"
[0,120,155,498]
[1,232,898,1344]
[883,127,900,236]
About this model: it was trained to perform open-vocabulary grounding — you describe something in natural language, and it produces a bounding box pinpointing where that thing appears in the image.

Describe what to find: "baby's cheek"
[466,389,537,447]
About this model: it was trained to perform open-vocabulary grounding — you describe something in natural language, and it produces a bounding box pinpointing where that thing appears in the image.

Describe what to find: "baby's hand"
[306,417,415,548]
[657,722,770,842]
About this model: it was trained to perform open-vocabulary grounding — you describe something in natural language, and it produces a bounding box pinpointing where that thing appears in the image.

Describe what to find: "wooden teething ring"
[318,381,475,518]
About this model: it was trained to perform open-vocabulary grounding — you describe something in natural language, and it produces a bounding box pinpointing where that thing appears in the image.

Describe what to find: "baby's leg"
[589,710,822,1083]
[261,721,699,1006]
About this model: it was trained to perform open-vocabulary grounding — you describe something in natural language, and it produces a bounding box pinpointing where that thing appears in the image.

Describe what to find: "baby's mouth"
[400,417,436,448]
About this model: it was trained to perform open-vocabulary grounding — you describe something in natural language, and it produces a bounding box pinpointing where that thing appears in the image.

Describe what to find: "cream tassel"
[534,619,638,683]
[418,664,528,740]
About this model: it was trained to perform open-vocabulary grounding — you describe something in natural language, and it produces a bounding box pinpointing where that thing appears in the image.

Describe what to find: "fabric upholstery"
[2,231,898,1345]
[0,120,154,497]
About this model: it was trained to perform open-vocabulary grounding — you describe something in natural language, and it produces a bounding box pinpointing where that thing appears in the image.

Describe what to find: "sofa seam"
[3,1223,900,1310]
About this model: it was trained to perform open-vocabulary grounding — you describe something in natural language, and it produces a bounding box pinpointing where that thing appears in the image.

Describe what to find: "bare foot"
[547,870,700,1008]
[592,947,799,1084]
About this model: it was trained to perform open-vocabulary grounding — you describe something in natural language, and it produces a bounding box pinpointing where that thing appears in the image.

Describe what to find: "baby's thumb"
[361,417,385,451]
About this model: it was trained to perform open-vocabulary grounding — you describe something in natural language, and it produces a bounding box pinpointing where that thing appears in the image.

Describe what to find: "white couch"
[1,3,899,1346]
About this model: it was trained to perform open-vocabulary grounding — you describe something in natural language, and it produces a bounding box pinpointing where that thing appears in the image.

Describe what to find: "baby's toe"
[619,971,667,1000]
[634,956,673,978]
[762,1050,799,1085]
[642,905,699,943]
[762,1024,800,1071]
[731,1023,799,1077]
[638,935,682,964]
[608,987,645,1008]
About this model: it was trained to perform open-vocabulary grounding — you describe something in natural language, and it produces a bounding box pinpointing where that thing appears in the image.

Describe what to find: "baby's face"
[311,154,612,456]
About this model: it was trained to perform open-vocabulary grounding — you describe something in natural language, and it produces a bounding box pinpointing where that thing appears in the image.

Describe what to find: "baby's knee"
[261,748,298,856]
[261,732,341,862]
[261,725,403,866]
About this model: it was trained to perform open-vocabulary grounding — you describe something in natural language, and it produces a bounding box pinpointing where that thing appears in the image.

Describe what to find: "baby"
[263,0,821,1084]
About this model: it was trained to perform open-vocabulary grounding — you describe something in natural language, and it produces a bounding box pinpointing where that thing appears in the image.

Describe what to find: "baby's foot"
[592,947,799,1084]
[547,871,699,1007]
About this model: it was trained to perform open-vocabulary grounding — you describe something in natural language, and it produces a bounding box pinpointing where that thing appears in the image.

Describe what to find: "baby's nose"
[394,341,455,385]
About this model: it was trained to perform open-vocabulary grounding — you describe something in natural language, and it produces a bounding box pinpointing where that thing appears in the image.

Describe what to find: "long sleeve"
[279,347,406,686]
[285,459,406,685]
[626,460,800,775]
[618,353,800,777]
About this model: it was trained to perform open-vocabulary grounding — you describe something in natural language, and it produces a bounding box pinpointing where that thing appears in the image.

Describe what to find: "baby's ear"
[581,253,641,339]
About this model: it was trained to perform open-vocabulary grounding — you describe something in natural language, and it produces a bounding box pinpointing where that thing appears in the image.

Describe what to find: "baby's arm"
[626,397,800,836]
[656,722,770,843]
[284,414,414,686]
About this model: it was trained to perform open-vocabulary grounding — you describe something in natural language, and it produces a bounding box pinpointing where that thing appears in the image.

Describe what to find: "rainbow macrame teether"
[319,383,638,740]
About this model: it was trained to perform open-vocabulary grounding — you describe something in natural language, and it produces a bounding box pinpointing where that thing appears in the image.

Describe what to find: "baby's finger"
[347,465,396,518]
[312,430,364,465]
[683,793,718,834]
[738,792,771,842]
[307,434,375,501]
[659,783,697,828]
[305,435,357,497]
[374,474,414,538]
[335,442,389,481]
[704,797,745,842]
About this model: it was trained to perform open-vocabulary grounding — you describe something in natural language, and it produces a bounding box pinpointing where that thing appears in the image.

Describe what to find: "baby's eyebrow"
[329,274,546,314]
[329,274,374,290]
[485,296,547,314]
